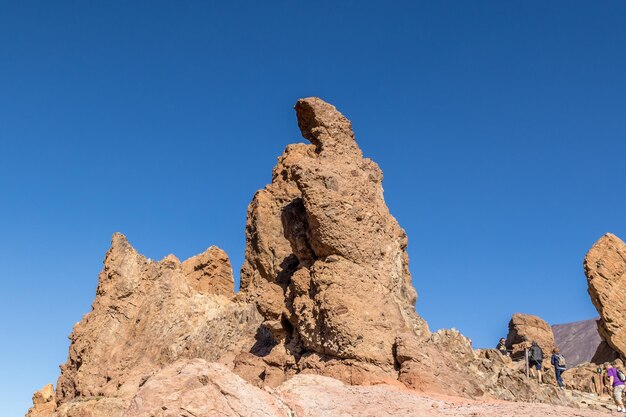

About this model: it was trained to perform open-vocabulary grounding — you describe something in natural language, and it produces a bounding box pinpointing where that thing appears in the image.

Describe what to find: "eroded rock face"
[26,384,56,417]
[32,358,613,417]
[56,233,262,403]
[506,313,555,359]
[396,329,581,405]
[585,233,626,359]
[239,97,429,383]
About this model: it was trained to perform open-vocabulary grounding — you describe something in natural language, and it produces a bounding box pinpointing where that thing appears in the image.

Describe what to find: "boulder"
[584,233,626,359]
[506,313,556,360]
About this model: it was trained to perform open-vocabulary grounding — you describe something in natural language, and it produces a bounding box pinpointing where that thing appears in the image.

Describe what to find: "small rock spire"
[295,97,361,156]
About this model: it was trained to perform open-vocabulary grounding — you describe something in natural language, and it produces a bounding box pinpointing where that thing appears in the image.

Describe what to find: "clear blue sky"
[2,1,625,415]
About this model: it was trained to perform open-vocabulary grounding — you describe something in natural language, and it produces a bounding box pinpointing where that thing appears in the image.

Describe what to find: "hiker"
[528,341,544,382]
[605,363,626,412]
[550,347,566,388]
[496,338,508,356]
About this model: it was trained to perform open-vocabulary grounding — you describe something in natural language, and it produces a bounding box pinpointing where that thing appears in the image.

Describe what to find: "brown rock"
[55,233,262,403]
[506,313,555,359]
[125,359,286,417]
[585,233,626,359]
[239,97,429,383]
[26,384,56,417]
[181,245,235,297]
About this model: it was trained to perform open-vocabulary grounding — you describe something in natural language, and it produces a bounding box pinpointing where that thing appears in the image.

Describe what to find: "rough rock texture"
[585,233,626,359]
[506,313,556,359]
[552,319,603,367]
[396,329,577,404]
[56,233,262,403]
[32,358,614,417]
[125,360,286,417]
[182,246,235,297]
[276,373,613,417]
[26,384,56,417]
[238,97,429,384]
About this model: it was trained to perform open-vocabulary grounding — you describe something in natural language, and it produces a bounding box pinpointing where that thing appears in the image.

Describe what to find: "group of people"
[496,338,566,387]
[496,338,626,412]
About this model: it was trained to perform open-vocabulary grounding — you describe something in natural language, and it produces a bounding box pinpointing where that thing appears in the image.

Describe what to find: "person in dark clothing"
[528,341,544,383]
[551,347,566,388]
[496,338,508,355]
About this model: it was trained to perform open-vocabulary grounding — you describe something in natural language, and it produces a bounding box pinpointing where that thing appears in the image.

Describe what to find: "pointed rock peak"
[295,97,361,156]
[105,232,141,264]
[159,254,181,269]
[111,232,131,249]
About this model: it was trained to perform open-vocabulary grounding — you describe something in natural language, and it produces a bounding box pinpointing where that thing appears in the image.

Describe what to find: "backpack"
[529,345,542,361]
[618,369,626,382]
[556,354,566,368]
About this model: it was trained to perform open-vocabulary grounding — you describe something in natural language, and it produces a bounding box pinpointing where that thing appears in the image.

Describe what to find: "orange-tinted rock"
[182,246,235,297]
[506,313,555,359]
[239,97,429,382]
[585,233,626,359]
[26,384,56,417]
[55,233,261,403]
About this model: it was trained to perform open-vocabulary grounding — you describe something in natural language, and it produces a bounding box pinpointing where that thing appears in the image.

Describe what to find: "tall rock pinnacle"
[239,97,429,382]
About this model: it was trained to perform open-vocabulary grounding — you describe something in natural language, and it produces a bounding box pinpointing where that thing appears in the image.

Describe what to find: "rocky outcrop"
[27,98,617,417]
[56,233,262,403]
[33,358,614,417]
[585,233,626,359]
[26,384,56,417]
[506,313,556,359]
[552,319,603,367]
[395,329,578,404]
[238,97,429,384]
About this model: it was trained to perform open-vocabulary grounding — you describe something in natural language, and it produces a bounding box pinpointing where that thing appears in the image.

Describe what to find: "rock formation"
[26,384,55,417]
[585,233,626,359]
[55,233,262,403]
[506,313,556,359]
[26,98,617,417]
[238,97,429,385]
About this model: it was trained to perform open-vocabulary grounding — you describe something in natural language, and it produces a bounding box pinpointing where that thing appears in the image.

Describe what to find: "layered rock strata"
[585,233,626,359]
[238,97,429,384]
[56,233,262,402]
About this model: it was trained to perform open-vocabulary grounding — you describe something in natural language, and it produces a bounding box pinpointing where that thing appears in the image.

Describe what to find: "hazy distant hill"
[552,319,601,367]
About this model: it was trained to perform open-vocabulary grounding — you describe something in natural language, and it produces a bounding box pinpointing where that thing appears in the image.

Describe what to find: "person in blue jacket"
[551,347,566,388]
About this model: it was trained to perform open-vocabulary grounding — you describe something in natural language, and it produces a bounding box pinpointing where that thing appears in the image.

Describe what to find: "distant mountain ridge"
[552,319,601,367]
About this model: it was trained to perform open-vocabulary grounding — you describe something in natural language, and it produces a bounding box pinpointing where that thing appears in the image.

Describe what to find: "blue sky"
[2,1,625,415]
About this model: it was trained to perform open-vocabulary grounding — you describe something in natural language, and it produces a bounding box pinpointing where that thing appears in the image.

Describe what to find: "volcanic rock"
[238,97,429,383]
[584,233,626,359]
[26,384,56,417]
[506,313,555,359]
[55,233,262,403]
